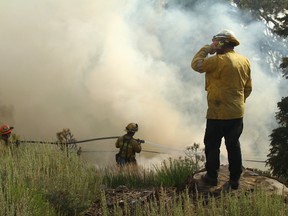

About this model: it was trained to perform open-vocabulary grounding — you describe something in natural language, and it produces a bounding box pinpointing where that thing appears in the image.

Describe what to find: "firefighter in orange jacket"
[0,124,15,153]
[115,123,142,165]
[191,30,252,189]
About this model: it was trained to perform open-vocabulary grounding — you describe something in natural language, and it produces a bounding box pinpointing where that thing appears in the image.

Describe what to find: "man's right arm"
[115,137,121,148]
[191,45,213,73]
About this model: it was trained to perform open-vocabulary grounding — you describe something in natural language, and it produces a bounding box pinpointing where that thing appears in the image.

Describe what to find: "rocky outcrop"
[188,165,288,198]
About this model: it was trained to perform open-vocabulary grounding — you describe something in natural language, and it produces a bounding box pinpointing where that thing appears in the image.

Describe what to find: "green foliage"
[237,0,288,182]
[103,188,288,216]
[102,144,203,189]
[103,156,198,188]
[0,144,102,216]
[231,0,288,75]
[153,157,198,187]
[267,97,288,179]
[275,97,288,127]
[103,165,155,188]
[267,127,288,179]
[2,142,287,215]
[209,189,288,216]
[232,0,288,37]
[280,57,288,79]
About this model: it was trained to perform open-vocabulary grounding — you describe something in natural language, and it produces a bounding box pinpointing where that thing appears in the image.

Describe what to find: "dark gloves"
[136,139,145,144]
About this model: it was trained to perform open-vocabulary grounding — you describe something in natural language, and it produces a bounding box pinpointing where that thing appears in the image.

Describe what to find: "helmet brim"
[1,126,14,135]
[212,31,240,47]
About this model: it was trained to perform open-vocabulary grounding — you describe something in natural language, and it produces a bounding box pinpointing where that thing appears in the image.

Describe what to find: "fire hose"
[14,136,167,154]
[14,136,144,145]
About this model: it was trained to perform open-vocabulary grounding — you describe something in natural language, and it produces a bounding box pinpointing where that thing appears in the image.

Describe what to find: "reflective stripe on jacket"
[191,45,252,119]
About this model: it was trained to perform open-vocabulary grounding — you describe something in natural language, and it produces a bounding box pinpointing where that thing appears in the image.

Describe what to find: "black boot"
[229,180,239,189]
[201,174,218,186]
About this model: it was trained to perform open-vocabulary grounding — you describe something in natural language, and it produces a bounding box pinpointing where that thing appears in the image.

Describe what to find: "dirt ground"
[83,165,288,216]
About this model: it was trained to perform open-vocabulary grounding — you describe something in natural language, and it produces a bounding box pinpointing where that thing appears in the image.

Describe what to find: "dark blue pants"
[204,118,243,181]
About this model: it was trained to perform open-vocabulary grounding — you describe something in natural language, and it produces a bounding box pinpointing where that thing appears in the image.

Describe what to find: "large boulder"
[190,165,288,197]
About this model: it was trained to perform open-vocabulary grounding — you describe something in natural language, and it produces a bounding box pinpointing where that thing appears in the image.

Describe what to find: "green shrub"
[153,157,198,187]
[0,143,102,216]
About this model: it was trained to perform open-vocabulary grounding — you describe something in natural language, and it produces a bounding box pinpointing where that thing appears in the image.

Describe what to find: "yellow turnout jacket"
[191,45,252,119]
[115,134,141,159]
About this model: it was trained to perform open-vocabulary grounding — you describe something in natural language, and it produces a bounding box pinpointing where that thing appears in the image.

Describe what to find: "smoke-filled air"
[0,0,287,168]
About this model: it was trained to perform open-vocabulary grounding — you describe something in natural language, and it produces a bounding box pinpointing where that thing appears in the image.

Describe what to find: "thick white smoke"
[0,0,287,168]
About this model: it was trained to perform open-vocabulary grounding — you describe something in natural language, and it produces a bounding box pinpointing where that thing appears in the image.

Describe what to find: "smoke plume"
[0,0,287,168]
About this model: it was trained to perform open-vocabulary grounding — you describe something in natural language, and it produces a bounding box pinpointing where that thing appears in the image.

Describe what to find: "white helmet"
[212,29,240,46]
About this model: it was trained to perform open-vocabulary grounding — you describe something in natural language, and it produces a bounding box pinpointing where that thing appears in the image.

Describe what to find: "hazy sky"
[0,0,287,168]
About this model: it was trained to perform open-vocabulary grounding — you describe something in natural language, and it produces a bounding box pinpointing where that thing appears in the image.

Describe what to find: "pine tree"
[267,96,288,178]
[232,0,288,37]
[266,18,288,179]
[232,0,288,177]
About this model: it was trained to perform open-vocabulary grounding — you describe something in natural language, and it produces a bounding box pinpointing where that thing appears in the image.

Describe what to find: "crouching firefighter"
[115,123,143,166]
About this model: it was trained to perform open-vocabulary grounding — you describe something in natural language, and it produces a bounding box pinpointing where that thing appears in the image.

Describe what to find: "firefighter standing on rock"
[115,123,143,165]
[191,30,252,190]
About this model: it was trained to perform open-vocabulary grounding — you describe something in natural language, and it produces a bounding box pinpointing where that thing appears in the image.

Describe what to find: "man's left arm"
[244,68,252,101]
[133,140,142,153]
